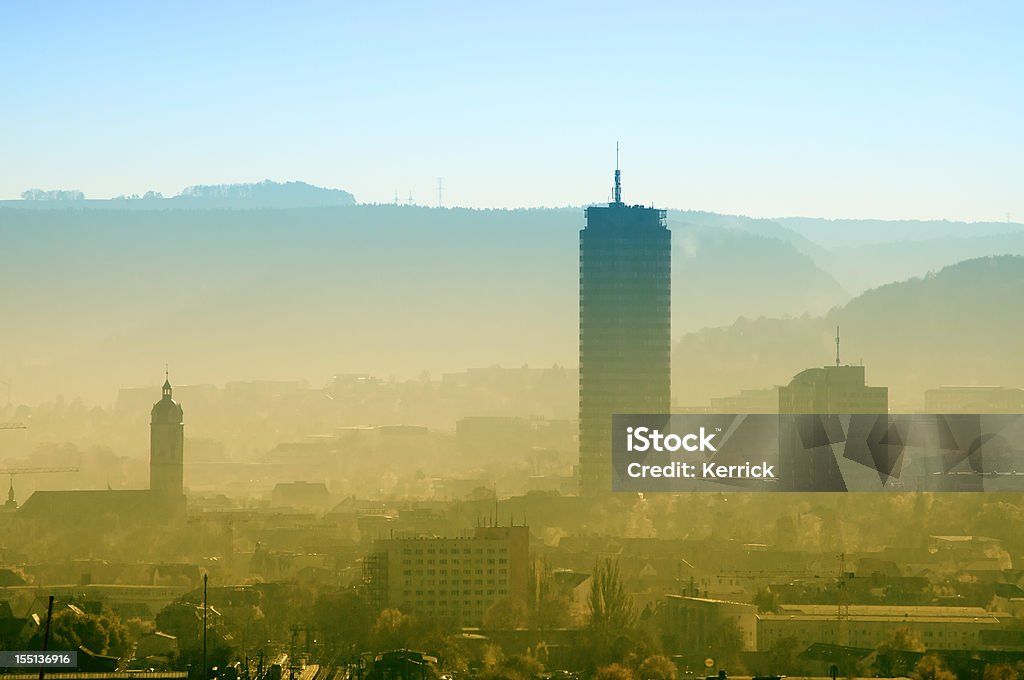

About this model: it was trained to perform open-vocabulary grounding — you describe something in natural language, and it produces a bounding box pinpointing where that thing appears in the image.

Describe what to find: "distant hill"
[2,180,356,210]
[821,231,1024,295]
[671,210,830,263]
[0,204,844,404]
[173,180,355,208]
[776,216,1024,249]
[667,217,846,330]
[678,214,1024,297]
[672,255,1024,409]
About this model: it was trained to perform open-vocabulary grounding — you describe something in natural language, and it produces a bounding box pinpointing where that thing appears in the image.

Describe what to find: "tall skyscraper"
[578,157,671,496]
[151,374,184,495]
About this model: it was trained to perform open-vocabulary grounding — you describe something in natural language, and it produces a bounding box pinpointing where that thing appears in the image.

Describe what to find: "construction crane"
[0,467,79,509]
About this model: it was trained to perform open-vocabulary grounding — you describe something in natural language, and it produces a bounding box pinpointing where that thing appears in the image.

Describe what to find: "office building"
[578,158,671,496]
[363,524,530,626]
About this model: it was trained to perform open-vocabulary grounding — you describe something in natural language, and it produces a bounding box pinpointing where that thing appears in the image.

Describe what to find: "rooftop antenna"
[437,177,444,208]
[835,326,841,367]
[407,190,414,206]
[613,142,622,204]
[165,363,169,381]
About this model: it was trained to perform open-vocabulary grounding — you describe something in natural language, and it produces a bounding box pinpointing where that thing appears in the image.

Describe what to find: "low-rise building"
[758,604,1015,651]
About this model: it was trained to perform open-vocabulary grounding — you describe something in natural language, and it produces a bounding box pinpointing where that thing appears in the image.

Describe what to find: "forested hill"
[672,255,1024,409]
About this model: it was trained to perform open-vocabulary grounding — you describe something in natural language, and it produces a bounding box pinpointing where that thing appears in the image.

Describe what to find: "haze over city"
[2,4,1024,680]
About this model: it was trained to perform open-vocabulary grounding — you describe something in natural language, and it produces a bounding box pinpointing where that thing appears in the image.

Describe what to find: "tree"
[312,590,374,652]
[637,655,677,680]
[595,663,636,680]
[711,619,745,671]
[752,588,780,614]
[533,591,573,629]
[505,653,544,679]
[177,634,234,680]
[589,558,635,631]
[156,602,199,645]
[369,609,417,651]
[483,597,530,629]
[914,655,957,680]
[875,627,925,677]
[983,664,1017,680]
[879,627,926,652]
[764,636,803,676]
[26,608,129,658]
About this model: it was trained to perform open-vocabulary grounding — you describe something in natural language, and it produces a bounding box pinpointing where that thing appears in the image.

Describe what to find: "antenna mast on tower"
[613,142,622,204]
[835,326,841,367]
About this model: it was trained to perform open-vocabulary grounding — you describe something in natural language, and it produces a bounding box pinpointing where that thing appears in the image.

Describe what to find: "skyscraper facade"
[578,164,671,496]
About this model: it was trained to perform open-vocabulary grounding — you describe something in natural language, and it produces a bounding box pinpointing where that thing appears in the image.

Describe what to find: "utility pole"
[203,573,208,680]
[39,595,54,680]
[837,552,850,646]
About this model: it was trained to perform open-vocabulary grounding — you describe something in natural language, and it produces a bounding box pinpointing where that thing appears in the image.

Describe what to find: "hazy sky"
[2,1,1021,220]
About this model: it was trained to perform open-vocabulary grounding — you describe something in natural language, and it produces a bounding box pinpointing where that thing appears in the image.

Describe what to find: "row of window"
[403,589,507,598]
[403,578,506,586]
[402,557,507,565]
[401,546,507,555]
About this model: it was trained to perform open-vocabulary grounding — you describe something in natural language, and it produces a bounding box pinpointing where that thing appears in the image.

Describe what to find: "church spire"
[163,366,172,399]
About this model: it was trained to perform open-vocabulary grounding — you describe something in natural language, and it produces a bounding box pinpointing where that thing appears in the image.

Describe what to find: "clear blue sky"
[2,1,1021,220]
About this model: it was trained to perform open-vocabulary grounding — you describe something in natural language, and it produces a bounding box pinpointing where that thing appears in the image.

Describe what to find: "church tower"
[150,374,184,495]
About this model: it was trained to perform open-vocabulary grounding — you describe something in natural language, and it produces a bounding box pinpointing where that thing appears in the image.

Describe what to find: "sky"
[1,1,1022,221]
